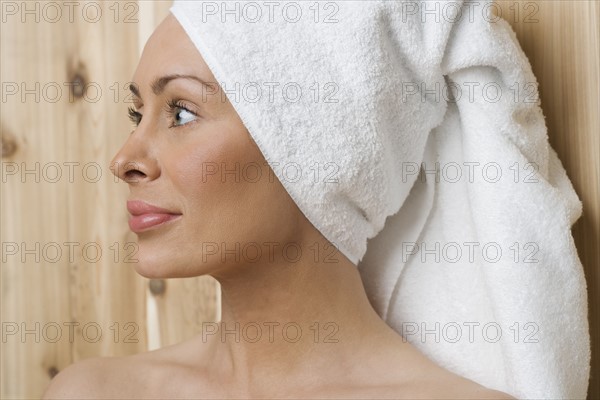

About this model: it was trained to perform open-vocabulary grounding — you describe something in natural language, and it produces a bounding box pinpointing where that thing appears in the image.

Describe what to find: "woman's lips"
[127,200,182,233]
[128,213,181,233]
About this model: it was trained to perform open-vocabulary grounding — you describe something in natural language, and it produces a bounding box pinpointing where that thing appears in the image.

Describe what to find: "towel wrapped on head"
[169,0,591,397]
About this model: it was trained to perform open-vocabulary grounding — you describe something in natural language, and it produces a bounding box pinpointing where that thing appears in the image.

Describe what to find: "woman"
[42,10,515,400]
[44,0,593,396]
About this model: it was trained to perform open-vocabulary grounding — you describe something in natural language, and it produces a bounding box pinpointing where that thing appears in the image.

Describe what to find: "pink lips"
[127,200,182,233]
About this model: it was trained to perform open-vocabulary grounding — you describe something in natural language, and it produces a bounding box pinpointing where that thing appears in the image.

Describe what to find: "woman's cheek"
[168,131,239,204]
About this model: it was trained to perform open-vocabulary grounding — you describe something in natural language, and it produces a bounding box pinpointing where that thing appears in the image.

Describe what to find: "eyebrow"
[128,74,215,98]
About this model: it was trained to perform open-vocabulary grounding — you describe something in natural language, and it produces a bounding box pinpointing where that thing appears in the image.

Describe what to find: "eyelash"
[127,99,199,129]
[127,107,141,127]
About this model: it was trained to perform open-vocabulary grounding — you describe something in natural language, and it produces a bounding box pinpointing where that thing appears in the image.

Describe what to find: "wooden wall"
[1,1,217,398]
[1,0,597,398]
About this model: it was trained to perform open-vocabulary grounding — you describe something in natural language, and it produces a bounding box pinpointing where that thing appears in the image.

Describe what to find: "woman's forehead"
[133,15,213,92]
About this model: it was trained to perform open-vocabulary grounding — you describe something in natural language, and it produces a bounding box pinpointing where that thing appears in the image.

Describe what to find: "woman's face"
[110,14,312,279]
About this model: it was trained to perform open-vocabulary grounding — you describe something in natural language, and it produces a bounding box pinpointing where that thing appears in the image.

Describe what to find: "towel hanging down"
[169,1,591,398]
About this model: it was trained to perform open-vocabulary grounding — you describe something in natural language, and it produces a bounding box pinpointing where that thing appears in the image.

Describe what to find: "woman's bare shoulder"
[41,347,182,399]
[380,351,517,400]
[388,378,516,400]
[42,338,518,400]
[42,356,118,399]
[453,383,517,400]
[417,372,517,400]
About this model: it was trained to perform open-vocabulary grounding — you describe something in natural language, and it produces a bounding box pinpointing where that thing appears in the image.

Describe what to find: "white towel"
[169,0,591,398]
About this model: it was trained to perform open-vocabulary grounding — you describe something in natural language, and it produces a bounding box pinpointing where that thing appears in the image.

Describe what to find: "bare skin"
[43,13,516,400]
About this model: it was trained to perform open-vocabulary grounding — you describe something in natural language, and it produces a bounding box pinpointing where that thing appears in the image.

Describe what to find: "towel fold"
[170,0,591,397]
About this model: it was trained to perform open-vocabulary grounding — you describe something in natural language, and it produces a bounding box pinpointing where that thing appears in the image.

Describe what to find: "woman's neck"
[207,245,412,397]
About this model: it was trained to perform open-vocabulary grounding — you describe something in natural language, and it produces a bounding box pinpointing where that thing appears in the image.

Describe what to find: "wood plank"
[1,2,147,398]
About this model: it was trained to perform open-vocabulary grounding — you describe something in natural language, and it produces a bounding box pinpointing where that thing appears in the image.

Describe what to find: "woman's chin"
[130,254,215,280]
[129,250,175,279]
[132,262,171,280]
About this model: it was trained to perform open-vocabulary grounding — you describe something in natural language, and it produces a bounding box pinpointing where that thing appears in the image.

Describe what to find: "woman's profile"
[40,11,515,400]
[41,0,591,398]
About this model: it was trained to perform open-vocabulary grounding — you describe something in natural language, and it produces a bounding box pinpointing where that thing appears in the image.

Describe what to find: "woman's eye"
[166,100,199,128]
[126,101,199,130]
[172,106,197,127]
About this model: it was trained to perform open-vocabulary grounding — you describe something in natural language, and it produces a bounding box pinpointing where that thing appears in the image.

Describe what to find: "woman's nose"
[110,132,160,184]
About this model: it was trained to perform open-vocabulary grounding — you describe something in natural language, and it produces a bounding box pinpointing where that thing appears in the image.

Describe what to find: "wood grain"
[2,1,150,398]
[0,1,217,394]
